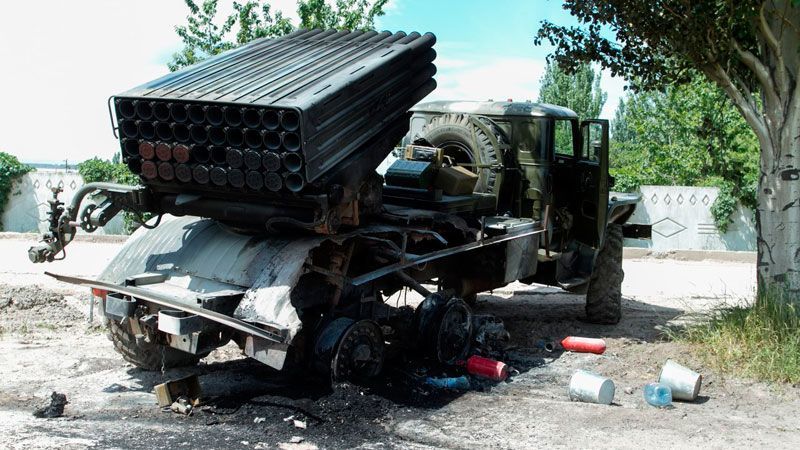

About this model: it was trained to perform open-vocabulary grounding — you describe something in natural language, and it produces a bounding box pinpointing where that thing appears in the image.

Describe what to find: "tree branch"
[760,2,790,100]
[731,38,782,113]
[705,62,770,148]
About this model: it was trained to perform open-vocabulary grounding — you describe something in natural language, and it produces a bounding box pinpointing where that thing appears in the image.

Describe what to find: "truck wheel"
[416,114,505,196]
[585,223,624,324]
[108,319,201,370]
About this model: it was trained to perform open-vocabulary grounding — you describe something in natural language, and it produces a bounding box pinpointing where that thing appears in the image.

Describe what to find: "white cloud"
[429,57,545,103]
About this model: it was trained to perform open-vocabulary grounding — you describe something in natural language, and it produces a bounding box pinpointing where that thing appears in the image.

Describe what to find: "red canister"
[561,336,606,354]
[466,355,509,381]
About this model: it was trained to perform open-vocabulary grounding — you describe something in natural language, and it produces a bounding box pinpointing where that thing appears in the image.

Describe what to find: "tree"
[610,75,759,232]
[536,1,800,295]
[169,0,387,71]
[537,61,606,119]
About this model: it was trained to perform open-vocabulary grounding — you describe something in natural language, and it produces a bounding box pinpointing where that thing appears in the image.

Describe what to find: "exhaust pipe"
[172,123,190,143]
[282,152,303,172]
[137,121,155,140]
[155,122,172,140]
[172,144,190,163]
[227,169,245,188]
[158,162,175,181]
[262,110,280,130]
[281,110,300,131]
[264,172,282,192]
[188,104,205,124]
[244,129,263,149]
[170,103,188,123]
[138,141,155,159]
[243,150,262,170]
[141,161,158,179]
[134,100,153,120]
[223,107,242,127]
[191,145,210,164]
[246,170,264,190]
[242,108,261,128]
[153,102,171,122]
[262,151,281,171]
[264,131,281,150]
[282,132,301,152]
[284,172,305,192]
[192,165,210,184]
[225,127,244,147]
[118,99,135,119]
[210,167,228,186]
[155,142,173,161]
[206,106,224,126]
[211,146,227,165]
[175,163,192,182]
[225,148,243,169]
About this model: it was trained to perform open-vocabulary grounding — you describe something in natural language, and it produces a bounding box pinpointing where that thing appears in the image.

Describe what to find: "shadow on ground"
[110,284,684,448]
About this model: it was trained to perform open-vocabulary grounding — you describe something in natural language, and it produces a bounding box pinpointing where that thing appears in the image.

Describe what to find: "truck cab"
[404,100,640,298]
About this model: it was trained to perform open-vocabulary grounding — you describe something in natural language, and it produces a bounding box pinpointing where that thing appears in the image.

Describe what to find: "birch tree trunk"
[757,135,800,294]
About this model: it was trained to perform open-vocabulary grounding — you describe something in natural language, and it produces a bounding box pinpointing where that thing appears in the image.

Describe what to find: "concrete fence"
[2,173,757,250]
[624,185,756,251]
[2,170,124,235]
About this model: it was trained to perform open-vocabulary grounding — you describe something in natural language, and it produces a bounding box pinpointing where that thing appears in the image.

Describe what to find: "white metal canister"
[658,360,702,401]
[568,370,616,405]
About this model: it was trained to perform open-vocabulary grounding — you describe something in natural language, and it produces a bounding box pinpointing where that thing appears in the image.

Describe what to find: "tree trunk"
[756,140,800,298]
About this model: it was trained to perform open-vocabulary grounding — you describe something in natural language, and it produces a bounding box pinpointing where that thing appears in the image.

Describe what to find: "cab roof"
[411,100,578,119]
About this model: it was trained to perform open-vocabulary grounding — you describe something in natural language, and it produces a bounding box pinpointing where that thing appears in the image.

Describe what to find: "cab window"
[582,122,603,162]
[554,119,574,157]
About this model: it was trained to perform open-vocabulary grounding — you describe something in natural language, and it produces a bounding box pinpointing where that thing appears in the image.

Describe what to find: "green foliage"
[298,0,387,30]
[534,1,768,93]
[537,61,606,120]
[610,75,759,231]
[0,152,33,228]
[77,158,138,186]
[680,286,800,383]
[169,0,387,71]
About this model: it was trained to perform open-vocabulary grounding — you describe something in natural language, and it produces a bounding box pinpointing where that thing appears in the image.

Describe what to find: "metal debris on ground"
[472,315,510,354]
[254,417,266,424]
[170,396,194,415]
[293,419,307,429]
[290,436,305,444]
[534,339,556,352]
[32,391,68,418]
[568,370,615,405]
[464,355,509,381]
[560,336,607,354]
[658,360,702,401]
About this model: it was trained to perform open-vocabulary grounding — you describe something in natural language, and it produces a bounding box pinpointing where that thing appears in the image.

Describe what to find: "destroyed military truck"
[30,29,643,380]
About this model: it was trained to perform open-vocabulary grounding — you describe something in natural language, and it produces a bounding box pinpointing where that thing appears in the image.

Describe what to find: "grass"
[680,287,800,384]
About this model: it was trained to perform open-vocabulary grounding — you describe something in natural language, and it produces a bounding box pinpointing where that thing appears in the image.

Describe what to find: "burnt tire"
[107,318,201,371]
[416,114,506,196]
[585,223,624,324]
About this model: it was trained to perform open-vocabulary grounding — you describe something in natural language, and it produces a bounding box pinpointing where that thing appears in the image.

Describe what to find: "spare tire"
[416,114,507,197]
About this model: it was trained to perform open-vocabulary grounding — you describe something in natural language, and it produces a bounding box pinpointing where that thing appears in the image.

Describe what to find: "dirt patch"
[2,256,800,449]
[0,285,86,336]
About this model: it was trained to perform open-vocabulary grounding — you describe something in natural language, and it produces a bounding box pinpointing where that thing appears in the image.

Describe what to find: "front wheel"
[584,224,624,324]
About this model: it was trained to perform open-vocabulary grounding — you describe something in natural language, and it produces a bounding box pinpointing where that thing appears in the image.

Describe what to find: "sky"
[0,0,626,164]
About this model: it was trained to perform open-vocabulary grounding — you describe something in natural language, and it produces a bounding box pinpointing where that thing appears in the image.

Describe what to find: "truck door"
[573,119,609,248]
